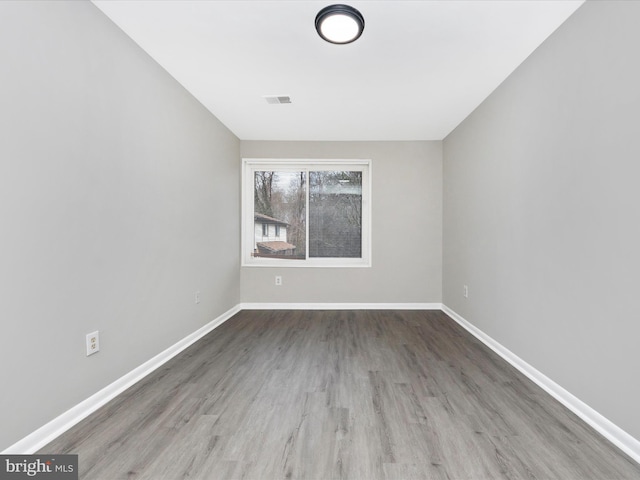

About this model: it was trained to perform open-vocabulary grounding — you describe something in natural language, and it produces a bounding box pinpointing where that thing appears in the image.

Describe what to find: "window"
[242,159,371,267]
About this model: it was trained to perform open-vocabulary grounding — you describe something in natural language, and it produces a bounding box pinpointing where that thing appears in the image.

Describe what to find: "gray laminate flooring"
[41,310,640,479]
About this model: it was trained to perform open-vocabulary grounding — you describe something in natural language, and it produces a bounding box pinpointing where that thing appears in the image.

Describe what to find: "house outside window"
[242,159,371,267]
[254,213,296,257]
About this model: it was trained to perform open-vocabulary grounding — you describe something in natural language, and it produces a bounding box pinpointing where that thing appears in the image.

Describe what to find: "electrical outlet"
[195,291,201,304]
[463,285,469,298]
[86,331,100,356]
[275,275,282,286]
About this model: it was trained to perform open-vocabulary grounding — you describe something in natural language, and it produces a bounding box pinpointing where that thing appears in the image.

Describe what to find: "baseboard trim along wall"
[240,302,443,310]
[6,302,639,465]
[2,304,242,455]
[442,305,640,465]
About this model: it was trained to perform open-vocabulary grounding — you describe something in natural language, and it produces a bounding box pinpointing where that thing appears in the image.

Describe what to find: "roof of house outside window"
[257,241,296,253]
[254,213,289,226]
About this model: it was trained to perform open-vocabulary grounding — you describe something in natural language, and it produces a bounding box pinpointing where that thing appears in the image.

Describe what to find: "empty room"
[1,1,639,479]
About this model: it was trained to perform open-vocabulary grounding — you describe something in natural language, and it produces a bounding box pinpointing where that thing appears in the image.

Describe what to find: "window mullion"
[305,167,310,261]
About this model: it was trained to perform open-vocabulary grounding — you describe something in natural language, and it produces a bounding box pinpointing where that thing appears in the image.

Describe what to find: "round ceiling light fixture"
[315,4,365,45]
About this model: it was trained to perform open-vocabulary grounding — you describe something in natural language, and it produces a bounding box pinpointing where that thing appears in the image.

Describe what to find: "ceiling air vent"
[264,95,292,105]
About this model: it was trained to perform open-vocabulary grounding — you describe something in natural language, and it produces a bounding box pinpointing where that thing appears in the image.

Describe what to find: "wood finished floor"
[41,310,640,479]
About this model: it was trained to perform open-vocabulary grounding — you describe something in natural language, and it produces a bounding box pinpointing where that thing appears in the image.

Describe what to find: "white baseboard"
[240,302,443,310]
[2,304,241,455]
[442,304,640,465]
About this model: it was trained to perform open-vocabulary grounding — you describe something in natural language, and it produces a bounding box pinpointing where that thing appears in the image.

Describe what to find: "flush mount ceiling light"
[315,4,365,45]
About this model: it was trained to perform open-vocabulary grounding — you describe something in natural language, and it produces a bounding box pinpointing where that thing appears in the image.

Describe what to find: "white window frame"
[242,158,372,268]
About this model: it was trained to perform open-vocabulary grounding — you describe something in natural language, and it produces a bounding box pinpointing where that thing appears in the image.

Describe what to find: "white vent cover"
[264,95,292,104]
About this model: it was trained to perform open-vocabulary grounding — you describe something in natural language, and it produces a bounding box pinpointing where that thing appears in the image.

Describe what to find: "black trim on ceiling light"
[315,4,365,45]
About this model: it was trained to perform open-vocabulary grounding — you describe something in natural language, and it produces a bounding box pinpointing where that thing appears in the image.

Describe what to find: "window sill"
[241,258,371,268]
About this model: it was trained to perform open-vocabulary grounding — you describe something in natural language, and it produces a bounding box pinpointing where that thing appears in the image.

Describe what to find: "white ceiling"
[92,0,584,141]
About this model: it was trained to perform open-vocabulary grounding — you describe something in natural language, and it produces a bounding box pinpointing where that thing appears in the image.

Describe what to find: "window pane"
[253,171,306,259]
[309,171,362,258]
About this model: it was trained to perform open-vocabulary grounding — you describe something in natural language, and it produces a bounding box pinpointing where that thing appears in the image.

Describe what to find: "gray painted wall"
[240,141,442,304]
[0,1,240,450]
[443,0,640,440]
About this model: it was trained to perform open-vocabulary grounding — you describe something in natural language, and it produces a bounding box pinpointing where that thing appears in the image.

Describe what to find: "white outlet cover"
[86,331,100,356]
